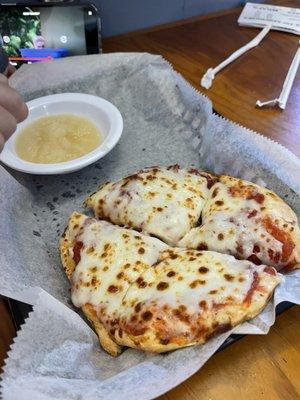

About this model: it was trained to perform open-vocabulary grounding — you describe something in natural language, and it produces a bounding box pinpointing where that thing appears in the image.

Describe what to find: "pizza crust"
[59,212,122,356]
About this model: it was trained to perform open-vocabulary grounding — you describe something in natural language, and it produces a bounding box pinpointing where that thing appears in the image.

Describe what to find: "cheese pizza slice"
[60,212,168,356]
[85,165,216,245]
[61,217,281,355]
[114,249,281,353]
[179,175,300,270]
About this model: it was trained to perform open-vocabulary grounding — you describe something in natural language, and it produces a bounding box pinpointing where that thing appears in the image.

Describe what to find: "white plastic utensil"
[256,41,300,110]
[201,25,271,89]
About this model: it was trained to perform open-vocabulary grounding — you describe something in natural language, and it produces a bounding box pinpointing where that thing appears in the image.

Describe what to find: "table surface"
[104,0,300,157]
[103,1,300,399]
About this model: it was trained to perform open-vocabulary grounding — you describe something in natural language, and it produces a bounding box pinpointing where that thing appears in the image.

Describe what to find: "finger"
[6,64,16,78]
[0,105,17,140]
[0,133,5,152]
[0,83,28,123]
[0,73,8,85]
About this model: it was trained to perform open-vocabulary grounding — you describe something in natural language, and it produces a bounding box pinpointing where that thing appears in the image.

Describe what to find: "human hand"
[0,73,28,151]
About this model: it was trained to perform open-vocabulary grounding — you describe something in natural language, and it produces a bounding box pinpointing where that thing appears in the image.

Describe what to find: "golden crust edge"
[113,273,280,353]
[59,212,122,357]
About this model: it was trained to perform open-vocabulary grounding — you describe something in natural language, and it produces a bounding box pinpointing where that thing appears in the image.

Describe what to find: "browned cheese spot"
[253,244,260,253]
[209,290,218,294]
[146,174,156,181]
[167,270,176,278]
[215,200,224,206]
[138,247,145,254]
[134,302,142,313]
[238,277,245,282]
[169,252,179,260]
[189,256,196,261]
[86,246,95,254]
[107,285,119,293]
[224,274,234,282]
[184,197,194,208]
[157,207,163,212]
[157,281,169,290]
[211,188,219,198]
[199,266,209,274]
[199,300,207,310]
[190,279,206,288]
[136,277,147,288]
[91,277,100,286]
[198,242,208,251]
[117,272,124,279]
[218,233,224,240]
[142,311,153,321]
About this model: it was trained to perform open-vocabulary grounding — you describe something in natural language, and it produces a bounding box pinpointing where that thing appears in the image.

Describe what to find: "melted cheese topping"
[63,214,281,352]
[180,176,300,269]
[85,166,212,245]
[70,216,167,316]
[117,249,281,345]
[121,249,279,312]
[86,168,300,269]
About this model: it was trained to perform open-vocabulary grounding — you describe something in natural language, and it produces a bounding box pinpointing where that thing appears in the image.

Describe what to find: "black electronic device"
[0,2,101,68]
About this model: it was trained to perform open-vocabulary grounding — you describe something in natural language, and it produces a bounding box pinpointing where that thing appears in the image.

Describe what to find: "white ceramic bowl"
[0,93,123,174]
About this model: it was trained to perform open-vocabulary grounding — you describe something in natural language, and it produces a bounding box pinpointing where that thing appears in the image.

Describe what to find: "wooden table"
[104,0,300,156]
[103,1,300,399]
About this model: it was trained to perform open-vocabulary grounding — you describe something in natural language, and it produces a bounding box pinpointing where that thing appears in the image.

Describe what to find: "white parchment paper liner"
[0,53,299,400]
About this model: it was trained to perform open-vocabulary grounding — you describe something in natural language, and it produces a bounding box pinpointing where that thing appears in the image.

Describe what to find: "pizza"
[85,165,216,245]
[180,175,300,270]
[85,167,300,270]
[60,213,281,355]
[60,165,299,356]
[60,212,168,356]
